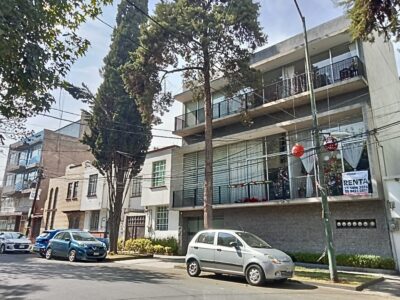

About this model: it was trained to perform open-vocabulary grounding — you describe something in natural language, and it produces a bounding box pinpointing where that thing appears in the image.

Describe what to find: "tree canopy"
[0,0,111,121]
[82,0,150,252]
[123,0,265,228]
[340,0,400,41]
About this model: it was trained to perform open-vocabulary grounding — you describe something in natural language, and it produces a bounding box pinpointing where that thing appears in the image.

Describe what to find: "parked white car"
[0,232,32,254]
[185,229,294,286]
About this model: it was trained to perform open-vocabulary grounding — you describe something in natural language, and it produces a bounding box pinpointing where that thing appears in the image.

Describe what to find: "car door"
[58,232,72,258]
[51,232,64,256]
[191,231,216,269]
[214,232,244,273]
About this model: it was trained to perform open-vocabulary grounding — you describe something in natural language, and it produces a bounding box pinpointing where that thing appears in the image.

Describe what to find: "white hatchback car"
[185,229,294,286]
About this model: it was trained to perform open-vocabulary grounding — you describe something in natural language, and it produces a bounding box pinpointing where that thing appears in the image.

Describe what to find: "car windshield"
[236,232,271,248]
[4,232,25,239]
[71,232,97,242]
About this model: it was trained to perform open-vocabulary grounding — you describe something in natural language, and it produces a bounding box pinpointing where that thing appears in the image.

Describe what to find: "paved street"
[0,253,397,300]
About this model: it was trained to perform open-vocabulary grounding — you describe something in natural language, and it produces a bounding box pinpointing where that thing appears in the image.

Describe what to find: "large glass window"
[72,181,79,198]
[155,206,168,231]
[67,182,73,199]
[88,174,98,196]
[152,160,166,187]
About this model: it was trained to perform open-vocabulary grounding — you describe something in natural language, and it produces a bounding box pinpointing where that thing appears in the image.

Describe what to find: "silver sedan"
[0,232,32,254]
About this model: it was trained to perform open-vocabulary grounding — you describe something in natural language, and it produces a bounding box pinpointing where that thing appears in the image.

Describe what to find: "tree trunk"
[108,169,125,253]
[203,51,213,229]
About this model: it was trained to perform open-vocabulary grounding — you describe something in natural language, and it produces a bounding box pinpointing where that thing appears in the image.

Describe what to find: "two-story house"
[43,161,113,236]
[123,146,180,241]
[0,118,92,238]
[171,15,400,264]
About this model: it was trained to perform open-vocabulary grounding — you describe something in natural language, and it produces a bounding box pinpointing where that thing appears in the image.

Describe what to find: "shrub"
[164,246,172,254]
[151,237,179,254]
[117,239,125,252]
[132,239,153,254]
[289,252,395,270]
[153,244,165,254]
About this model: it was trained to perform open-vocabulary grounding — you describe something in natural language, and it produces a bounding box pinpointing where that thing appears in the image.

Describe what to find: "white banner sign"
[29,188,41,200]
[342,171,369,195]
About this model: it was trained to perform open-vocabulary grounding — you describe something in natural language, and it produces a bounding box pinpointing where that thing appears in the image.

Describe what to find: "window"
[155,206,168,231]
[152,160,166,187]
[90,210,100,231]
[67,182,73,199]
[196,232,215,245]
[72,181,79,198]
[88,174,98,196]
[53,232,64,240]
[131,177,142,197]
[6,174,15,187]
[217,232,241,247]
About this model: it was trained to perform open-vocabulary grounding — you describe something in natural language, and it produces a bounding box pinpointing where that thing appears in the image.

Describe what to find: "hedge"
[150,237,179,255]
[117,237,178,255]
[288,252,395,270]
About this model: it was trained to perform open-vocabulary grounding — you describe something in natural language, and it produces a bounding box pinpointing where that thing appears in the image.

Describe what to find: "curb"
[355,277,385,291]
[106,254,154,262]
[295,262,398,276]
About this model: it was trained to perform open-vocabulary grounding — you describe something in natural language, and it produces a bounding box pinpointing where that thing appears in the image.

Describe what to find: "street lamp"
[293,0,339,282]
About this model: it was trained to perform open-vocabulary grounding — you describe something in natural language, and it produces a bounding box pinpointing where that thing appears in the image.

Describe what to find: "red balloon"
[292,143,305,158]
[324,136,338,151]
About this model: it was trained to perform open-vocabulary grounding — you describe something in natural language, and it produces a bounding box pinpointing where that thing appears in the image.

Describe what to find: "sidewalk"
[113,255,400,297]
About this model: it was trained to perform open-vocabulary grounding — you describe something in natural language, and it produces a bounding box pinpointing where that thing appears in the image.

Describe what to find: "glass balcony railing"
[172,171,372,208]
[174,56,365,131]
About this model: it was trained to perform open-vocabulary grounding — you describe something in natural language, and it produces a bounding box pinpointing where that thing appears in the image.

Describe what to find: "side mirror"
[65,238,71,242]
[229,241,238,248]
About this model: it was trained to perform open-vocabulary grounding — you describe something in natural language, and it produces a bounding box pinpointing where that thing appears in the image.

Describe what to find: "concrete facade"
[172,15,399,264]
[0,121,92,238]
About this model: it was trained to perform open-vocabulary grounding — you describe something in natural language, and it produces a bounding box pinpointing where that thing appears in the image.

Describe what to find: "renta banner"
[342,171,369,195]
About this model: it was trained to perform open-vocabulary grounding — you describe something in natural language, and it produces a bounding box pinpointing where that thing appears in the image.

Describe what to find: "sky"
[0,0,399,181]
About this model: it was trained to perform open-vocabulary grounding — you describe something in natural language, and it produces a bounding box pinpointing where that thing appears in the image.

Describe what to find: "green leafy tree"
[123,0,265,228]
[0,0,111,126]
[340,0,400,41]
[83,0,151,253]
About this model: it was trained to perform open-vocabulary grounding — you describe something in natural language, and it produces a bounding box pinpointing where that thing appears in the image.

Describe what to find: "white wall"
[144,205,179,239]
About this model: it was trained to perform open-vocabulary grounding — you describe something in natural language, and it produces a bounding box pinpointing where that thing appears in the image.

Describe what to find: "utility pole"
[25,168,44,238]
[293,0,338,282]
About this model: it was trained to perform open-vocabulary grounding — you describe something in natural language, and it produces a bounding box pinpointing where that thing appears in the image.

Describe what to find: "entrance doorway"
[125,215,145,240]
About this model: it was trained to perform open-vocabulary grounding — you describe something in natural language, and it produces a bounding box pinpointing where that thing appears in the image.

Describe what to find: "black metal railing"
[174,56,364,131]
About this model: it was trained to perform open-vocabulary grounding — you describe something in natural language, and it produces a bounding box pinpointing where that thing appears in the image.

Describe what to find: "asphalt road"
[0,253,396,300]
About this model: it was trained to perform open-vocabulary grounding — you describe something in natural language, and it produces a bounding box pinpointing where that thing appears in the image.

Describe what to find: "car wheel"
[245,264,265,286]
[45,248,52,260]
[68,250,77,262]
[0,244,5,254]
[187,259,201,277]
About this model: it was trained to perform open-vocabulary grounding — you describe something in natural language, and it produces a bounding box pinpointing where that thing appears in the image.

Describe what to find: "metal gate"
[125,215,145,240]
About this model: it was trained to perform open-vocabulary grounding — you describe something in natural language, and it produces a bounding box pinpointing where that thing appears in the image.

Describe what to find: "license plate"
[93,252,99,256]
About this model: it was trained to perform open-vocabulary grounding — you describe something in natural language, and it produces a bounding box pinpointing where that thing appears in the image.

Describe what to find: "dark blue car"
[32,229,63,257]
[45,230,107,262]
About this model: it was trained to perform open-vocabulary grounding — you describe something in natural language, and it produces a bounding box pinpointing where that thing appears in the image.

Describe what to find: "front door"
[125,216,145,240]
[214,232,244,273]
[51,232,64,256]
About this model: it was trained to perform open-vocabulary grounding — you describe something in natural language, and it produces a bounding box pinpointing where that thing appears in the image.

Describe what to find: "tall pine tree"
[83,0,151,253]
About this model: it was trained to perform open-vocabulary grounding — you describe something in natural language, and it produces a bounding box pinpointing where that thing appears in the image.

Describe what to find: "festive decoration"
[291,143,305,158]
[324,135,338,151]
[228,180,272,188]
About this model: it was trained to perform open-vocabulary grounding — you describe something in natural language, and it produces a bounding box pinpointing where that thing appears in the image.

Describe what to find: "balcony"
[174,56,366,135]
[172,172,373,209]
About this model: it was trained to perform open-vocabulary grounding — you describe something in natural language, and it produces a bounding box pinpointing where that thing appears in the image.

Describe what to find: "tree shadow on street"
[0,255,179,285]
[0,283,46,300]
[201,274,318,290]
